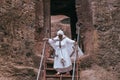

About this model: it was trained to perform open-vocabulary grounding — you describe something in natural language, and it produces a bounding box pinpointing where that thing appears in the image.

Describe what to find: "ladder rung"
[46,68,55,70]
[46,75,79,78]
[46,60,53,63]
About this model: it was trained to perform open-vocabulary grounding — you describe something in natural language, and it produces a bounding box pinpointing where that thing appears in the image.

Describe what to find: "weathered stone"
[0,0,120,80]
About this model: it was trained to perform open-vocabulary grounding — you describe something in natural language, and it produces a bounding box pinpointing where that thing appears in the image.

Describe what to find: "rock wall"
[77,0,120,80]
[0,0,120,80]
[0,0,37,80]
[90,0,120,79]
[76,0,120,80]
[76,0,94,55]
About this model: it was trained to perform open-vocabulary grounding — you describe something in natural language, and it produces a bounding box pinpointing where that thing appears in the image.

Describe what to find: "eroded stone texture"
[0,0,37,80]
[0,0,120,80]
[76,0,120,80]
[88,0,120,80]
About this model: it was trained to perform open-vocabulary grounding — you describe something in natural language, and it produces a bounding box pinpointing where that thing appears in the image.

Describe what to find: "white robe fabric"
[48,35,84,73]
[67,42,84,61]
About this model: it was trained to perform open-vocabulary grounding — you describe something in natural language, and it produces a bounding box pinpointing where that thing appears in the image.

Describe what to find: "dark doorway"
[50,0,78,40]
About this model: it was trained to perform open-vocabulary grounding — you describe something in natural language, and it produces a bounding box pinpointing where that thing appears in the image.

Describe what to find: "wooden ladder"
[43,58,80,80]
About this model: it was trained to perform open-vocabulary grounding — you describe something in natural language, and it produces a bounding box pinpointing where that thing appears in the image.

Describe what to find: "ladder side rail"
[36,41,47,80]
[72,25,81,80]
[76,27,80,80]
[72,46,77,80]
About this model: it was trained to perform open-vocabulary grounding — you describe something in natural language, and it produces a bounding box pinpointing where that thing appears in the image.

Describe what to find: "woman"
[43,30,83,75]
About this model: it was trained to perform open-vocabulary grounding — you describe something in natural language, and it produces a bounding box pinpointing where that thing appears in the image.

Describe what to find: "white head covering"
[57,30,64,36]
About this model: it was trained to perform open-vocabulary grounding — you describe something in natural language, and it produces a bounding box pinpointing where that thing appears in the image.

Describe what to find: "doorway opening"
[50,0,78,40]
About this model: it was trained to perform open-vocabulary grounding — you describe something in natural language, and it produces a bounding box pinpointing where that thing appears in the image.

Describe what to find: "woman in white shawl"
[43,30,83,75]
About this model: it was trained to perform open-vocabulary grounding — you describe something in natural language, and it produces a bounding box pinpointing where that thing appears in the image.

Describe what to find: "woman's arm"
[66,37,75,44]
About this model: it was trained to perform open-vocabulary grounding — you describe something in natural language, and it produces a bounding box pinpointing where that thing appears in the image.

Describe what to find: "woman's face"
[58,34,63,40]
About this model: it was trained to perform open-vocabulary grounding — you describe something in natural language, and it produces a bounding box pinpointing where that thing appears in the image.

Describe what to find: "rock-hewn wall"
[0,0,37,80]
[0,0,120,80]
[78,0,120,80]
[76,0,94,55]
[76,0,120,80]
[90,0,120,79]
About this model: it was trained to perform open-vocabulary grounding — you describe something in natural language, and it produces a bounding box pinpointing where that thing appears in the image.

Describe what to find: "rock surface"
[0,0,120,80]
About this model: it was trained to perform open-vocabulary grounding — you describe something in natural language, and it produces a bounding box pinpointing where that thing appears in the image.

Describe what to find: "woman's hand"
[61,58,65,66]
[43,38,49,41]
[74,42,78,46]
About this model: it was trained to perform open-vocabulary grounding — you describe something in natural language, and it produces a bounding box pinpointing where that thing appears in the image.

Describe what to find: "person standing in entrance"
[43,30,77,75]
